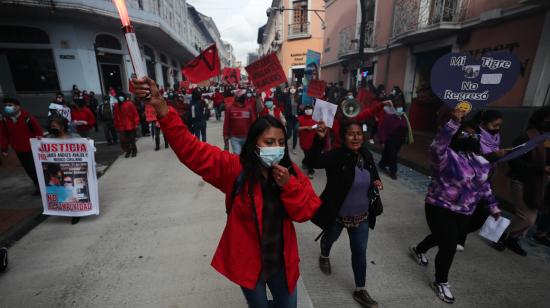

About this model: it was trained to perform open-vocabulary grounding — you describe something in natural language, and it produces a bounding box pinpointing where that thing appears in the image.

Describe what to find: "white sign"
[479,216,510,243]
[30,138,99,217]
[312,99,338,128]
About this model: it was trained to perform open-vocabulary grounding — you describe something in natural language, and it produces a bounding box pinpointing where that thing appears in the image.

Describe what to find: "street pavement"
[0,119,549,307]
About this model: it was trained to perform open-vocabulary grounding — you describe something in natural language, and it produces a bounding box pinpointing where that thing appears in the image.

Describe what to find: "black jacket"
[309,137,382,230]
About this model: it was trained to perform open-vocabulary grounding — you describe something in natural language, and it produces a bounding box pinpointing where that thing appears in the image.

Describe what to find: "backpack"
[227,171,245,215]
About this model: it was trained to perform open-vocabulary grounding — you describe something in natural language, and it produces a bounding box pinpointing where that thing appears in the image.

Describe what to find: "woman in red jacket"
[132,77,321,308]
[113,93,140,158]
[71,99,96,138]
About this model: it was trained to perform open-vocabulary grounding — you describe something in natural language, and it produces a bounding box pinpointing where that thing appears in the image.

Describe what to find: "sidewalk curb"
[0,210,46,247]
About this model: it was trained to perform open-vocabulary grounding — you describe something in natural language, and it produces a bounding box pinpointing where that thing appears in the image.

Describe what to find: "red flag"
[181,44,221,83]
[307,79,327,99]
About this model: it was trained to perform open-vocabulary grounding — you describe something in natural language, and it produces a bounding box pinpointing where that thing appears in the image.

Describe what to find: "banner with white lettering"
[30,138,99,217]
[430,51,520,110]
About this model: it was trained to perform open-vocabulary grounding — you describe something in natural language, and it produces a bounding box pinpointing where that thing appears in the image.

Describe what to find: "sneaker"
[131,151,137,157]
[533,234,550,248]
[506,238,527,256]
[432,282,455,304]
[124,152,131,158]
[456,244,465,252]
[155,147,160,151]
[389,172,397,180]
[352,289,379,308]
[409,245,429,266]
[71,217,80,225]
[318,256,331,275]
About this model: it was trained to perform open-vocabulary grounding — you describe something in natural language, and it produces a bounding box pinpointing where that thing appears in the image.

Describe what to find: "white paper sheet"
[479,217,510,243]
[312,99,338,128]
[481,73,503,85]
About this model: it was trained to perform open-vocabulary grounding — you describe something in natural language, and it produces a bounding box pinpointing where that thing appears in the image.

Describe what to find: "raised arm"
[430,109,464,171]
[133,77,240,193]
[354,100,389,122]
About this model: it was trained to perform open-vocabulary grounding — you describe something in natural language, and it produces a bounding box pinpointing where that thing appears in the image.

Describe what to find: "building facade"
[258,0,325,85]
[0,0,230,118]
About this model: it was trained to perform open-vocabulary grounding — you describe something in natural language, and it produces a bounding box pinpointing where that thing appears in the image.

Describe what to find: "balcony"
[287,22,311,40]
[391,0,468,44]
[338,21,374,58]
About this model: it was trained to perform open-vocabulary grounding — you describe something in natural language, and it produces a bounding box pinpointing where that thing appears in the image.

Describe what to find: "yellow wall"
[277,0,325,81]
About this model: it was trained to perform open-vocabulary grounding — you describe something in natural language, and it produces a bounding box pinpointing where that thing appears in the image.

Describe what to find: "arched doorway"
[95,34,124,94]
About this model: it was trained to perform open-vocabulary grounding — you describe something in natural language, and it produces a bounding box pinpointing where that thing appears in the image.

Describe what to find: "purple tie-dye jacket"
[425,120,501,216]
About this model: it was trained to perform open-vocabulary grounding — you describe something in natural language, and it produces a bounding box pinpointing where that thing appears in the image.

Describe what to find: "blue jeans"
[230,137,246,155]
[285,116,298,150]
[241,271,297,308]
[321,220,370,287]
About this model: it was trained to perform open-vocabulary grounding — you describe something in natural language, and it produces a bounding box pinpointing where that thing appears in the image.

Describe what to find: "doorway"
[100,63,123,94]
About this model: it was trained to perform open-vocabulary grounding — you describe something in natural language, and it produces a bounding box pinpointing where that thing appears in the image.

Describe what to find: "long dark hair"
[240,115,295,196]
[473,109,502,126]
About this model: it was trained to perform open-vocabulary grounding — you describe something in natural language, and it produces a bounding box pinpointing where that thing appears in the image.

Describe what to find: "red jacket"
[297,115,318,151]
[71,106,96,133]
[332,103,384,148]
[1,109,43,153]
[159,109,320,292]
[223,104,256,139]
[213,92,224,107]
[114,101,140,131]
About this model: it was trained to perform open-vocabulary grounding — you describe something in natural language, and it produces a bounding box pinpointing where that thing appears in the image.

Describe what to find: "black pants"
[140,115,150,136]
[16,151,38,187]
[379,136,403,175]
[417,203,469,283]
[458,203,490,246]
[154,126,168,149]
[301,149,314,175]
[120,130,137,154]
[286,116,298,150]
[102,121,118,144]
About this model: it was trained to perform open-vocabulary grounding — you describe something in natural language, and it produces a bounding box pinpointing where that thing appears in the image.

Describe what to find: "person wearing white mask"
[297,105,318,178]
[261,98,287,127]
[131,77,321,308]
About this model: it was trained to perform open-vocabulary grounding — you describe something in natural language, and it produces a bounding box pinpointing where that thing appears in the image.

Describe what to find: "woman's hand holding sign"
[132,77,169,118]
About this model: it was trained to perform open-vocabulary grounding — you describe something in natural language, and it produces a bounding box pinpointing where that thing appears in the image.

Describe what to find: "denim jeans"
[285,116,298,150]
[230,137,246,155]
[241,270,297,308]
[321,219,370,287]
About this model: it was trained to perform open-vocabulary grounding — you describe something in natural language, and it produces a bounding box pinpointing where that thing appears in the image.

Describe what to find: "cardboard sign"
[430,51,520,109]
[307,79,327,99]
[245,53,286,91]
[31,138,99,217]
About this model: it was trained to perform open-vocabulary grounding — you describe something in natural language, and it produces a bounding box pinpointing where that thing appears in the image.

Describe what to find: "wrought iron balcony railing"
[288,22,310,39]
[338,21,374,57]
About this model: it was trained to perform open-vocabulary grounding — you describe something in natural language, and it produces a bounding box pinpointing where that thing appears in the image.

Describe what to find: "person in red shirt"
[132,77,321,308]
[113,93,140,158]
[212,88,225,121]
[71,99,96,138]
[297,105,318,179]
[223,93,256,154]
[1,97,43,194]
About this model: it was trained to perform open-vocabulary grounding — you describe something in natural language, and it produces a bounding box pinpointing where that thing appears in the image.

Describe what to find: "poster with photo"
[30,138,99,217]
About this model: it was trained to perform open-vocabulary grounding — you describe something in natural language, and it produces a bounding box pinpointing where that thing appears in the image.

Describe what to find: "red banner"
[181,44,221,83]
[245,53,286,91]
[222,68,241,84]
[307,79,327,99]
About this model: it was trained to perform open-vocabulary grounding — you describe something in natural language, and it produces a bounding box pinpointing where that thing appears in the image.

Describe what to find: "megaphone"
[341,98,360,118]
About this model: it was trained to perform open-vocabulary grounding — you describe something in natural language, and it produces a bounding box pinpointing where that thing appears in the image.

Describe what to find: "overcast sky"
[187,0,272,65]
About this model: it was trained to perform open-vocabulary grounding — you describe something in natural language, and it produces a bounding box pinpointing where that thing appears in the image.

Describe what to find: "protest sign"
[30,138,99,217]
[245,53,286,92]
[430,51,520,109]
[302,50,321,106]
[222,68,241,85]
[307,79,327,99]
[480,217,511,243]
[497,132,550,163]
[312,98,338,128]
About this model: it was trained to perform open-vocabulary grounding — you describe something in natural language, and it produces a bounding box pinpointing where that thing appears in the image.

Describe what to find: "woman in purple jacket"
[409,108,501,304]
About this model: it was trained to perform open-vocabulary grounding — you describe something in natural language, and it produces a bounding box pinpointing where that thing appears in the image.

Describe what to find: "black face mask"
[451,137,480,154]
[487,129,500,135]
[48,128,60,137]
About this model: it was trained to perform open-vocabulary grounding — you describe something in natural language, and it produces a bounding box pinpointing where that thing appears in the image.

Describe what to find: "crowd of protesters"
[1,74,549,307]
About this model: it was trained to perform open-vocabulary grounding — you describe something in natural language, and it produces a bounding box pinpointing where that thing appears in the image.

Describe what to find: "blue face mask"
[118,96,125,102]
[395,107,404,115]
[257,146,285,167]
[265,101,274,109]
[4,106,16,115]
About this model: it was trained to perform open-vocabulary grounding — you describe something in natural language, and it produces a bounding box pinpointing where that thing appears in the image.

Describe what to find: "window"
[1,48,60,93]
[292,0,308,25]
[95,34,121,50]
[0,26,50,44]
